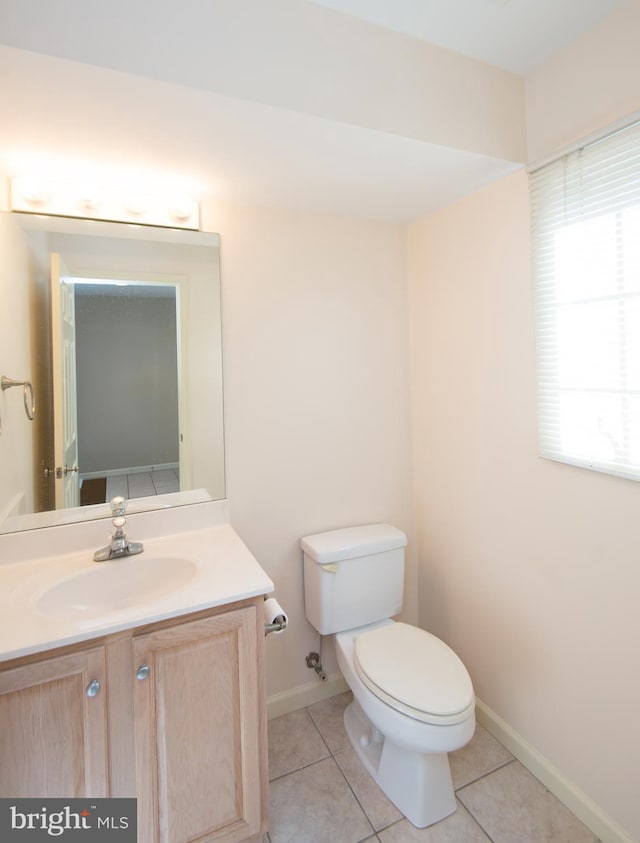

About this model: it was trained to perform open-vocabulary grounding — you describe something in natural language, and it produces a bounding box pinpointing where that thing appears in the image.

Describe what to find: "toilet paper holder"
[263,595,288,636]
[264,616,287,635]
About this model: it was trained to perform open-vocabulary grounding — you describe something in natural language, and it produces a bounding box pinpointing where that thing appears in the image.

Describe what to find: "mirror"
[0,212,224,534]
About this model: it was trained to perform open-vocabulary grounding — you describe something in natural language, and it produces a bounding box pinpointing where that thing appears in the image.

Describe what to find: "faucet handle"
[110,496,127,516]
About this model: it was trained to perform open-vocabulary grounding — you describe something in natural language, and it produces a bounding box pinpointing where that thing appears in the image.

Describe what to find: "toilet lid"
[354,623,475,725]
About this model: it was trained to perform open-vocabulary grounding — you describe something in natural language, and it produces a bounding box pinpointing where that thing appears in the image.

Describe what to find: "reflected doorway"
[70,277,183,506]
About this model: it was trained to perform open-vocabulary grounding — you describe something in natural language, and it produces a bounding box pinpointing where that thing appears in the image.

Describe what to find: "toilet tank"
[302,524,407,635]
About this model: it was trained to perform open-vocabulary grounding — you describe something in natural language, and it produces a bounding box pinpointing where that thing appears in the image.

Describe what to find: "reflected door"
[50,253,80,509]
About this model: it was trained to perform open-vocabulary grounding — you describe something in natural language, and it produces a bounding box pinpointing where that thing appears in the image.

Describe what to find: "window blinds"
[530,120,640,481]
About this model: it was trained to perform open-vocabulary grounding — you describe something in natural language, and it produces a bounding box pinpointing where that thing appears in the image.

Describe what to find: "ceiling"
[309,0,626,74]
[0,0,628,223]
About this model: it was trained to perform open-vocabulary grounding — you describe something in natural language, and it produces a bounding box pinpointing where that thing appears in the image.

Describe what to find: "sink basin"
[37,556,198,617]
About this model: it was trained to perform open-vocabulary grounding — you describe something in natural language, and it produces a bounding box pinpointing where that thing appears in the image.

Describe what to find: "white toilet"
[302,524,475,829]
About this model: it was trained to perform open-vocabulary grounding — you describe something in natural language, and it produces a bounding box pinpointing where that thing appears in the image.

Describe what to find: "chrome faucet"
[94,496,144,562]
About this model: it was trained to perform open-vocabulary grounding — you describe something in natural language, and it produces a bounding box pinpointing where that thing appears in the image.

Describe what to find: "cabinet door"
[0,647,108,797]
[133,606,264,843]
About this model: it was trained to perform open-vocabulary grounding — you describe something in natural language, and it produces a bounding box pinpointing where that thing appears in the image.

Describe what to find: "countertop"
[0,498,274,662]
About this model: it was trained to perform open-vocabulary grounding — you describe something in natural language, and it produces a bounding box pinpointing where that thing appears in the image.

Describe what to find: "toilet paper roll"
[263,597,288,634]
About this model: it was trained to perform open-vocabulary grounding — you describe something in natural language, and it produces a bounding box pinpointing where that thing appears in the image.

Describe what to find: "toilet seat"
[354,623,475,726]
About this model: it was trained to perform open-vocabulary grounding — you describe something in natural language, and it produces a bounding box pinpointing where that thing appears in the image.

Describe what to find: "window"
[530,121,640,481]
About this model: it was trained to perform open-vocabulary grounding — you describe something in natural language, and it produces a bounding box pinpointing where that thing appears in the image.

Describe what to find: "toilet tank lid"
[301,524,407,564]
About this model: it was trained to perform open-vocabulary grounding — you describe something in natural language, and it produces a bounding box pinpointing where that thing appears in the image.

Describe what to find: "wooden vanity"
[0,500,273,843]
[0,598,267,842]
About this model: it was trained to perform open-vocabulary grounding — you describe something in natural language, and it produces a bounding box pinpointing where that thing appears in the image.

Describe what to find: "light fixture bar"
[9,177,200,230]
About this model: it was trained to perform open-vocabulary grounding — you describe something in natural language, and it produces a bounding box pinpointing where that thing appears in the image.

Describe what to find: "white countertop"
[0,498,274,662]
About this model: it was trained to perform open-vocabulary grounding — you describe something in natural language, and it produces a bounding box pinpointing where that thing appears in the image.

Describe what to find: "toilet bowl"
[302,524,476,828]
[335,620,475,827]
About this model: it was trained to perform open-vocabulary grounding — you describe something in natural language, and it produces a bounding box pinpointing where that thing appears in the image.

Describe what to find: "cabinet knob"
[86,678,101,698]
[136,664,150,681]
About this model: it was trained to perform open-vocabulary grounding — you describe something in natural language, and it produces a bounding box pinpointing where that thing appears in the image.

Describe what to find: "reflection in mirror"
[0,213,224,534]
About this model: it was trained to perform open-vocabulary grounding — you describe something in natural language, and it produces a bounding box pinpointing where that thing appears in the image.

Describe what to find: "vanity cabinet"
[133,606,265,843]
[0,598,268,843]
[0,646,108,797]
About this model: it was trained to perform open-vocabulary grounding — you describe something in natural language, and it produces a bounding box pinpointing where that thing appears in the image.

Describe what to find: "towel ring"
[1,376,36,422]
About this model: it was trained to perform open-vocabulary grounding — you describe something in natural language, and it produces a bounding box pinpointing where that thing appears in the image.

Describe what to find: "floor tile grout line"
[268,733,377,840]
[282,701,483,839]
[456,795,499,843]
[304,700,352,761]
[305,700,381,839]
[300,701,514,842]
[269,704,598,842]
[268,751,332,784]
[454,757,516,794]
[332,750,378,839]
[309,700,432,840]
[303,703,336,759]
[305,704,350,761]
[374,818,410,838]
[308,711,412,841]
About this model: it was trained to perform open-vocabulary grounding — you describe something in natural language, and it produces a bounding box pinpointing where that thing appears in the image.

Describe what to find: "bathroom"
[0,2,639,842]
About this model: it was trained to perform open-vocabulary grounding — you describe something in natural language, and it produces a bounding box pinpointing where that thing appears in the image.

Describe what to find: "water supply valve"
[305,651,326,681]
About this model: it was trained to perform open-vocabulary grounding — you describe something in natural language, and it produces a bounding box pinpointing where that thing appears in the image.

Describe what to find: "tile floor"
[266,692,600,843]
[105,468,179,500]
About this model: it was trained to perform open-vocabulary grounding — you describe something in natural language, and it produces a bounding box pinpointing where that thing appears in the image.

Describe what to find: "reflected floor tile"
[335,746,403,831]
[270,757,374,843]
[151,469,179,493]
[268,708,329,780]
[450,723,513,790]
[379,803,491,842]
[151,469,178,481]
[307,691,353,753]
[128,477,155,495]
[153,480,179,493]
[128,472,153,483]
[458,761,599,843]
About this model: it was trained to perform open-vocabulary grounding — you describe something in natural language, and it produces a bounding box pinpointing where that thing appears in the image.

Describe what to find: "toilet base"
[344,699,457,829]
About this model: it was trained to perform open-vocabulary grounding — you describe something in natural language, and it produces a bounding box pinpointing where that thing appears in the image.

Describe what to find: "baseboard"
[266,672,349,721]
[476,698,635,843]
[81,463,179,481]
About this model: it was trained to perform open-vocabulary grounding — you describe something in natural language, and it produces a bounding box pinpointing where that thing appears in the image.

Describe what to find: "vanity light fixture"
[9,177,200,231]
[80,193,99,212]
[170,202,196,223]
[19,181,50,207]
[124,197,148,218]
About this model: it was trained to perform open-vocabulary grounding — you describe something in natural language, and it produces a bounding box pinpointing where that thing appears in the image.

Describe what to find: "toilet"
[302,524,475,829]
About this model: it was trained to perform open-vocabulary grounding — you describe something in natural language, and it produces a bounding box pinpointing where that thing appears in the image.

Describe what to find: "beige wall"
[406,13,640,838]
[0,214,34,521]
[205,198,416,695]
[408,168,639,842]
[0,194,415,701]
[526,1,640,163]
